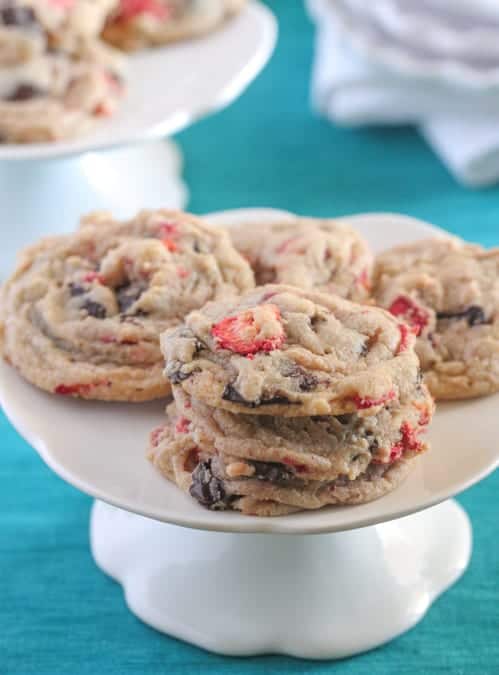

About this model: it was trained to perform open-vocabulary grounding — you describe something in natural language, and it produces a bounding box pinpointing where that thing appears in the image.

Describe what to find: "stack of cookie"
[0,0,124,143]
[150,284,434,516]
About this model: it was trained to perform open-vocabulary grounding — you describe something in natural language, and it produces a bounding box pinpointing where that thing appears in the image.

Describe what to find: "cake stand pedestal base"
[90,498,471,660]
[0,140,187,277]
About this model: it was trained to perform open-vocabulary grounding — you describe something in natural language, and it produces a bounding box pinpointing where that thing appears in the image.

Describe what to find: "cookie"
[26,0,118,53]
[0,1,124,143]
[0,209,254,401]
[147,384,433,515]
[102,0,246,52]
[161,284,422,417]
[373,236,499,400]
[230,217,372,301]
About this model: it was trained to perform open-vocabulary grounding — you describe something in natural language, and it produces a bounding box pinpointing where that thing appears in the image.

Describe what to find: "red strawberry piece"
[55,380,110,396]
[388,296,429,337]
[150,426,165,447]
[356,267,371,291]
[93,102,113,117]
[175,417,191,434]
[388,422,424,462]
[352,389,396,410]
[157,222,178,237]
[162,238,178,253]
[282,456,308,473]
[211,304,285,355]
[177,266,190,278]
[396,323,411,354]
[83,271,105,284]
[116,0,169,22]
[55,383,93,396]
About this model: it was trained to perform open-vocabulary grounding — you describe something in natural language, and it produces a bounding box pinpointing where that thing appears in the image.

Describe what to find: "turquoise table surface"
[2,2,498,673]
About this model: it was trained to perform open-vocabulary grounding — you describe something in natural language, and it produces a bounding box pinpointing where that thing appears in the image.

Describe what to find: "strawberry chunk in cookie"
[388,295,429,337]
[211,304,285,356]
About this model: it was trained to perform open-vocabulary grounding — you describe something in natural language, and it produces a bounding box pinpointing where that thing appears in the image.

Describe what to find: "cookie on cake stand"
[1,209,497,659]
[0,1,277,275]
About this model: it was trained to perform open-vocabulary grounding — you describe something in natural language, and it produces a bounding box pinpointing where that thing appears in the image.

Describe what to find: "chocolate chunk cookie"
[230,217,372,301]
[0,209,254,400]
[161,284,421,417]
[374,236,499,399]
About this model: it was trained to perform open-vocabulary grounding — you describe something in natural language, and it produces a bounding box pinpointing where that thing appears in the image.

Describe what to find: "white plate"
[309,0,499,91]
[1,209,498,535]
[0,1,276,161]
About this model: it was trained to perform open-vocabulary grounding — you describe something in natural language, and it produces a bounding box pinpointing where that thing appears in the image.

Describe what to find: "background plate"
[0,1,276,161]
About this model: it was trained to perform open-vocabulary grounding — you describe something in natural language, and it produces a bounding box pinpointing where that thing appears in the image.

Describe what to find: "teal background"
[1,2,498,673]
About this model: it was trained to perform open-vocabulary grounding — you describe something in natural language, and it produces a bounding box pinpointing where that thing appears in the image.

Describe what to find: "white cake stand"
[0,2,276,275]
[1,210,497,660]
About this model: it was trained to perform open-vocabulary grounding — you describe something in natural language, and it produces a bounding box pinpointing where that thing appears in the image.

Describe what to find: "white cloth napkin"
[309,0,499,187]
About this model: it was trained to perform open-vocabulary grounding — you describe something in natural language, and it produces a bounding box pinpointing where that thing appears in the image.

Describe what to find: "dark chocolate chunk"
[68,283,86,297]
[250,461,294,485]
[436,305,488,327]
[189,459,233,510]
[222,383,255,406]
[0,4,37,27]
[280,362,318,391]
[222,384,297,408]
[335,414,352,425]
[5,83,45,102]
[258,395,297,406]
[81,299,107,319]
[167,364,192,384]
[116,281,147,313]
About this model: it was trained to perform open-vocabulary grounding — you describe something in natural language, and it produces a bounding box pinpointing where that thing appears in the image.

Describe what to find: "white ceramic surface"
[0,141,187,277]
[310,0,499,90]
[0,2,277,161]
[90,498,471,659]
[1,210,497,536]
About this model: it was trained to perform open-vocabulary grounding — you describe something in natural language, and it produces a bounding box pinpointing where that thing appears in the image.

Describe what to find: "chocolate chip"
[336,414,352,425]
[437,305,488,327]
[167,364,192,384]
[280,362,318,391]
[250,461,294,485]
[5,84,45,102]
[81,300,106,319]
[68,283,86,297]
[192,240,201,253]
[189,459,233,510]
[116,282,147,313]
[222,384,297,408]
[0,5,37,27]
[259,395,297,406]
[222,383,254,406]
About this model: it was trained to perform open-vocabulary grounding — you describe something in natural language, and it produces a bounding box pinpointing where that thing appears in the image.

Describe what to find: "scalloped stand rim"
[90,498,471,659]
